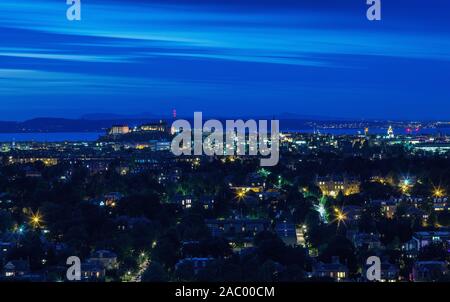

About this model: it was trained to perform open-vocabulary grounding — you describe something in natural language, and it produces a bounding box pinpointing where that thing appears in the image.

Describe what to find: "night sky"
[0,0,449,120]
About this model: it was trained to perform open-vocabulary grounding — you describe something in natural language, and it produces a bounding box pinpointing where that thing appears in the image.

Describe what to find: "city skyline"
[2,0,450,289]
[1,0,450,120]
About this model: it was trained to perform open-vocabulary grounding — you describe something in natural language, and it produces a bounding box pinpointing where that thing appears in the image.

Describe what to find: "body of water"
[287,127,450,136]
[0,128,449,142]
[0,132,103,142]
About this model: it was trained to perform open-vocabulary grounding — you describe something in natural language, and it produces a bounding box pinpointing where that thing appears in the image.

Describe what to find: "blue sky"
[0,0,449,120]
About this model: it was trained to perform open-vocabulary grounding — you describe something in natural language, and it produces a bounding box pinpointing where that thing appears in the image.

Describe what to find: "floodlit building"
[109,125,130,135]
[387,125,395,139]
[140,121,167,132]
[316,176,360,197]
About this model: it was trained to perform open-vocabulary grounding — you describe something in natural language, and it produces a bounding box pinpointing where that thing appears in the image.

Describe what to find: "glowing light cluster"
[235,190,247,201]
[399,177,413,195]
[433,187,446,198]
[29,210,44,229]
[332,207,347,228]
[314,196,329,223]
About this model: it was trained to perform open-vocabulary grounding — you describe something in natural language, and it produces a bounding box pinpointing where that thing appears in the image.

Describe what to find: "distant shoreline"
[0,117,448,135]
[0,132,104,143]
[1,127,450,143]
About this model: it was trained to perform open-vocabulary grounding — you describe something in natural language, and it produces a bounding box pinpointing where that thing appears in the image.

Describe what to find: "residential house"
[351,233,382,250]
[363,260,399,282]
[433,197,449,212]
[199,196,215,210]
[81,262,106,281]
[404,231,450,253]
[371,200,398,219]
[3,260,30,278]
[175,258,215,275]
[342,205,363,223]
[412,261,449,282]
[312,256,349,281]
[205,218,269,239]
[275,221,297,246]
[87,250,118,270]
[171,195,194,209]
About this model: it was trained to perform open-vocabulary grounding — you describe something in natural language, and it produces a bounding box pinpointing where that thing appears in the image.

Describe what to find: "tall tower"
[387,125,394,138]
[172,109,177,120]
[171,109,177,135]
[364,127,369,136]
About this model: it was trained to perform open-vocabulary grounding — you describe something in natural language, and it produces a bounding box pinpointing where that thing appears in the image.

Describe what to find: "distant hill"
[0,117,314,133]
[0,114,424,133]
[0,117,161,133]
[80,113,161,120]
[261,112,350,121]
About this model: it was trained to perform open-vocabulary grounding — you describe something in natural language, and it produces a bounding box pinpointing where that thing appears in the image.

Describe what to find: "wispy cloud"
[1,0,449,69]
[0,51,130,63]
[0,0,449,119]
[0,68,243,96]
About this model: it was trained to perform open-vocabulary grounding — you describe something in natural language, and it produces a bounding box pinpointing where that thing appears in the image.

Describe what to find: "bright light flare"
[235,189,247,201]
[332,207,347,228]
[29,210,44,229]
[433,187,445,198]
[314,203,328,223]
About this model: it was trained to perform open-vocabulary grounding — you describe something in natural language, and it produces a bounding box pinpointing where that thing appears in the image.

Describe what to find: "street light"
[333,207,347,228]
[433,187,445,198]
[235,190,247,201]
[29,210,44,229]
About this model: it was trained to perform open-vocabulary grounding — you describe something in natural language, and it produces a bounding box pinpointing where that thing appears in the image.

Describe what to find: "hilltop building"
[109,125,130,135]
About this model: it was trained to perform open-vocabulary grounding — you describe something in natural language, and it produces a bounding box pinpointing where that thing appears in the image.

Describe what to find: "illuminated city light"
[433,186,446,198]
[332,207,347,228]
[29,210,44,229]
[316,204,326,218]
[399,177,414,195]
[235,189,247,201]
[314,197,329,223]
[400,184,410,194]
[257,168,271,178]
